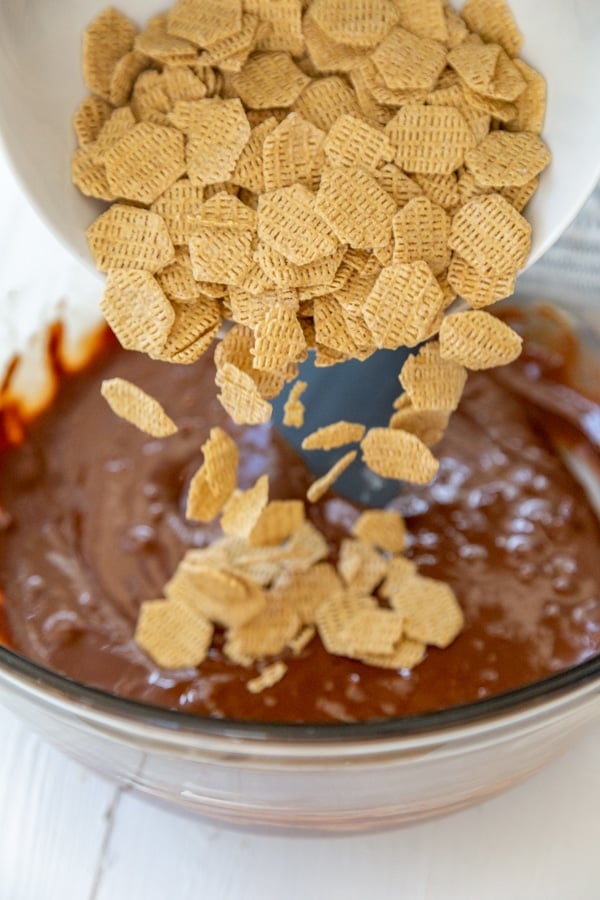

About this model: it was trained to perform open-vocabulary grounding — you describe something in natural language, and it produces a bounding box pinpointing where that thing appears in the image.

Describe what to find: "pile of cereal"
[72,0,550,682]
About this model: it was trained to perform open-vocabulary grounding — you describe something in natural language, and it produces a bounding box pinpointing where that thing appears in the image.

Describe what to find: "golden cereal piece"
[310,0,400,48]
[302,421,365,452]
[449,193,531,274]
[86,204,175,273]
[167,0,243,47]
[361,427,439,482]
[389,575,464,648]
[135,598,213,670]
[316,166,397,249]
[104,122,186,204]
[230,52,310,108]
[101,378,178,438]
[364,261,445,349]
[100,270,175,356]
[306,450,357,502]
[371,27,447,91]
[399,341,467,411]
[83,7,137,101]
[388,103,475,175]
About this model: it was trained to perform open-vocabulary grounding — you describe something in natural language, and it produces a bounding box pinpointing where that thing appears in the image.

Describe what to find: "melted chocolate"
[1,316,600,723]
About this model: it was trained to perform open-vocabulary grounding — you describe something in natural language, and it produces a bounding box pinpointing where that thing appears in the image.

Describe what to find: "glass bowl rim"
[1,643,599,742]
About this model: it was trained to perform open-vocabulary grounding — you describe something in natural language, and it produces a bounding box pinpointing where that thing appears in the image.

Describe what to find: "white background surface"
[0,147,600,900]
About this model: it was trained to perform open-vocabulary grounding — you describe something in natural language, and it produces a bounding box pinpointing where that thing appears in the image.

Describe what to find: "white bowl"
[0,0,599,275]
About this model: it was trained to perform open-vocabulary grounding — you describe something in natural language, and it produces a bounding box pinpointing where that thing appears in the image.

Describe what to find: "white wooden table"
[1,150,599,900]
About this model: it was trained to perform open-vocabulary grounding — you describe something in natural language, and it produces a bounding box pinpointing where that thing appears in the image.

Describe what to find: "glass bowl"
[0,293,600,832]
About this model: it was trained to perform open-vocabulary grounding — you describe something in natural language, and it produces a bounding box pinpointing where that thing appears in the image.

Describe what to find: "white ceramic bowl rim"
[0,643,598,743]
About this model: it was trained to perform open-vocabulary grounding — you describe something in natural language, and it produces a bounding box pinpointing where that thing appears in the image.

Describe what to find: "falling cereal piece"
[100,270,175,356]
[388,104,475,175]
[71,147,115,202]
[506,59,546,135]
[104,122,186,204]
[316,166,397,250]
[439,309,523,370]
[186,427,239,522]
[252,304,307,371]
[447,254,516,309]
[338,537,389,595]
[306,450,357,503]
[293,77,362,132]
[389,575,464,648]
[389,405,449,447]
[262,112,325,192]
[393,0,448,42]
[364,261,445,349]
[185,98,251,186]
[310,0,400,48]
[135,597,213,669]
[465,131,551,189]
[371,27,447,91]
[86,204,175,273]
[167,0,242,47]
[82,8,137,101]
[283,380,307,428]
[247,661,288,693]
[249,499,305,547]
[352,509,406,554]
[101,378,178,438]
[399,341,467,411]
[360,638,427,670]
[221,474,270,539]
[449,193,531,275]
[73,95,112,146]
[258,183,338,265]
[462,0,523,57]
[361,427,439,483]
[392,196,450,276]
[302,421,365,451]
[231,52,310,108]
[109,49,151,106]
[216,362,273,424]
